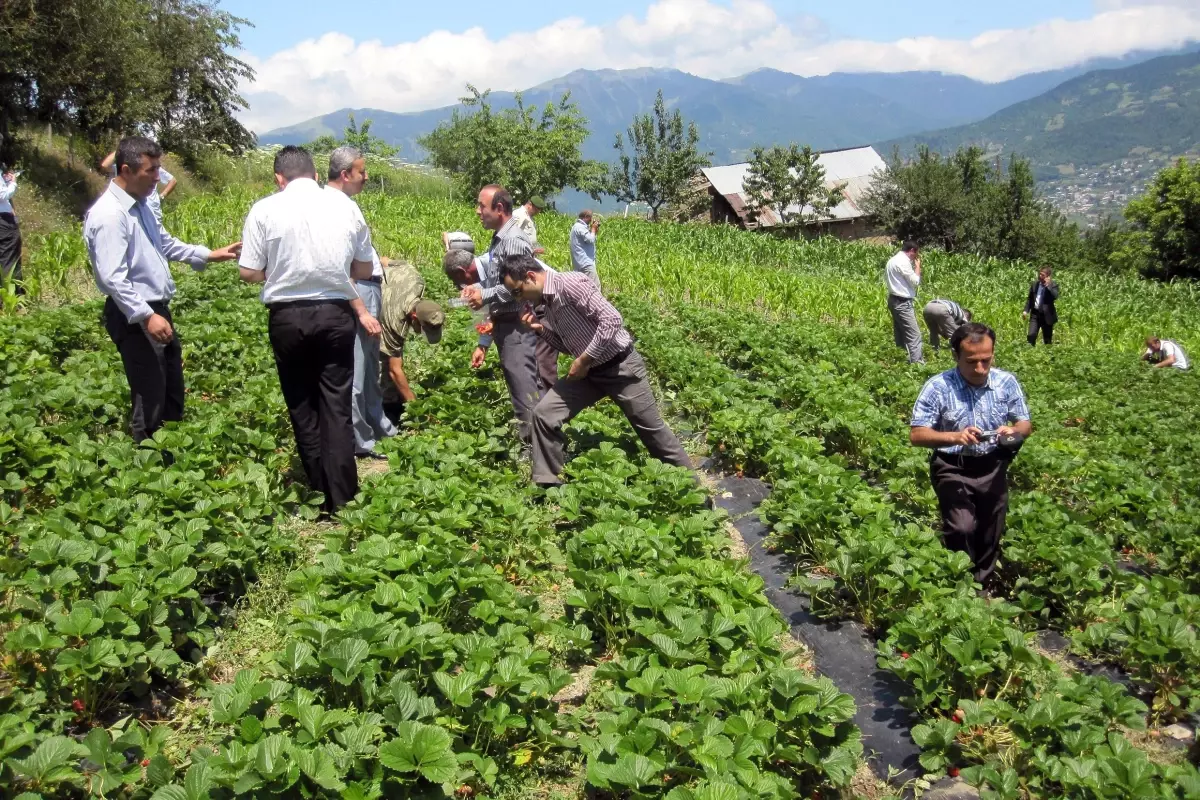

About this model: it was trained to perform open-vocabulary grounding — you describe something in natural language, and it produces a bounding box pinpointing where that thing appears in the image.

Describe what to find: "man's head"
[1039,267,1052,282]
[950,322,997,387]
[525,196,546,216]
[442,249,479,287]
[578,209,593,225]
[902,240,919,258]
[498,254,547,303]
[114,136,163,200]
[328,146,367,195]
[477,184,513,231]
[409,299,445,344]
[273,145,316,190]
[1146,336,1162,351]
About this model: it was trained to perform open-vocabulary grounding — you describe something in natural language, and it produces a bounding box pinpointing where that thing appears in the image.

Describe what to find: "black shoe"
[356,451,388,461]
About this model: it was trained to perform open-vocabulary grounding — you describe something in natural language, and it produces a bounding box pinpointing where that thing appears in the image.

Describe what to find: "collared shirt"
[885,251,920,299]
[932,298,968,325]
[570,219,596,271]
[84,181,211,323]
[1034,284,1045,310]
[0,175,17,215]
[145,167,175,222]
[538,270,632,364]
[477,217,534,316]
[1147,340,1190,370]
[475,253,555,349]
[239,178,372,305]
[379,261,425,358]
[911,367,1031,456]
[511,206,538,245]
[323,185,384,279]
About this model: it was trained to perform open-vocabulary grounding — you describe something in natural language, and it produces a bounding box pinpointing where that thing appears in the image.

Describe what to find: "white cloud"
[240,0,1200,133]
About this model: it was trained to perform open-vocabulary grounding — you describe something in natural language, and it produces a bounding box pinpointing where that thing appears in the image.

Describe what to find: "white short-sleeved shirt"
[1147,340,1190,370]
[238,178,372,305]
[322,185,383,278]
[885,251,920,299]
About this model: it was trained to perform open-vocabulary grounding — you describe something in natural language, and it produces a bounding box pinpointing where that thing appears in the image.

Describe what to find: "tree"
[608,91,711,221]
[419,86,605,203]
[0,0,256,161]
[306,114,398,158]
[1119,158,1200,281]
[742,144,845,230]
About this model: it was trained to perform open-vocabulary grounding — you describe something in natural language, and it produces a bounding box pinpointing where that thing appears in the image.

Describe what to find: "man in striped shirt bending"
[498,254,692,486]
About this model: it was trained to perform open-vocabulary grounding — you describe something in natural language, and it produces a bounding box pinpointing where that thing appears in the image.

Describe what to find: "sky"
[219,0,1200,133]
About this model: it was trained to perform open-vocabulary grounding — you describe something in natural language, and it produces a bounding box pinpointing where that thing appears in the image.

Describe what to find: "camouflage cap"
[413,300,444,344]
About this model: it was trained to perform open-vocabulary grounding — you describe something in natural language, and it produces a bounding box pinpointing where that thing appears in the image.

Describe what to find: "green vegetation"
[305,114,399,158]
[742,144,845,229]
[1114,158,1200,280]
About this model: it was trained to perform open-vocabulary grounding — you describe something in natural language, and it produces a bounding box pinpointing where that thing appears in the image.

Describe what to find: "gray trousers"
[352,280,397,453]
[493,317,542,443]
[530,348,692,485]
[922,302,959,352]
[888,294,924,363]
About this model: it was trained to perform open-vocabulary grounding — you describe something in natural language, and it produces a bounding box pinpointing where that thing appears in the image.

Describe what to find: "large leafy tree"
[1117,158,1200,281]
[419,86,605,203]
[0,0,254,163]
[743,144,845,230]
[608,91,711,221]
[307,114,398,158]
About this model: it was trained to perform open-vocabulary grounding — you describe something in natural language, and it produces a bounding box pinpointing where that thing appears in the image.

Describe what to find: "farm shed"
[699,145,886,239]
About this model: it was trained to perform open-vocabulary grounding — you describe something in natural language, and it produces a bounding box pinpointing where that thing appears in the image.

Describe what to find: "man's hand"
[591,221,600,233]
[997,425,1017,436]
[519,310,544,333]
[565,355,592,381]
[954,426,982,447]
[461,285,483,310]
[379,255,391,268]
[533,247,546,256]
[358,312,382,338]
[144,313,174,344]
[1022,311,1029,319]
[470,347,487,369]
[208,242,242,262]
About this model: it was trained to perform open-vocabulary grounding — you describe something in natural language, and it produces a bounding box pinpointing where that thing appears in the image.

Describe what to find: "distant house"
[698,145,886,239]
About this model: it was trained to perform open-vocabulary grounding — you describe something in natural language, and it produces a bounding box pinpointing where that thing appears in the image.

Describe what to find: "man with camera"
[910,322,1032,585]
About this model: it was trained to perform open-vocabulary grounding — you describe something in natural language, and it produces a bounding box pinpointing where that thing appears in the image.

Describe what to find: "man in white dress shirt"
[326,146,398,460]
[238,145,381,513]
[885,241,924,364]
[84,136,241,444]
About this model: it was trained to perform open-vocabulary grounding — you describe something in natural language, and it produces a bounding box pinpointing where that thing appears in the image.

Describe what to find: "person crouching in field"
[1142,336,1190,370]
[922,298,971,354]
[498,253,693,487]
[910,323,1032,586]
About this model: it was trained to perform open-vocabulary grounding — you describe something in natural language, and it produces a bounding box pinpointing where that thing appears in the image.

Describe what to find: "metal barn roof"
[700,145,886,227]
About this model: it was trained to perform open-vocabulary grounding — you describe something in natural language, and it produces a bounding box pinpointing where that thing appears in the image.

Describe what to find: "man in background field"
[0,168,22,292]
[102,149,177,223]
[511,195,546,253]
[84,136,241,445]
[886,241,924,364]
[570,210,600,286]
[1022,267,1060,346]
[1142,336,1190,370]
[922,298,971,354]
[499,253,692,487]
[238,145,381,514]
[910,323,1032,585]
[326,145,397,460]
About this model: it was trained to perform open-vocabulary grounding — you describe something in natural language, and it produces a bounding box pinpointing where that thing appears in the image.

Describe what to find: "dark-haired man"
[498,254,692,487]
[444,247,544,443]
[886,241,924,364]
[910,322,1032,585]
[1142,336,1190,370]
[83,136,241,444]
[1022,267,1059,346]
[238,145,380,513]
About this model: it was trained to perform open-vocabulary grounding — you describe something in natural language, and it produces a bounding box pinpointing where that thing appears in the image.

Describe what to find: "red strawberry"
[141,759,150,767]
[952,709,965,723]
[71,699,85,713]
[900,652,911,659]
[949,767,960,778]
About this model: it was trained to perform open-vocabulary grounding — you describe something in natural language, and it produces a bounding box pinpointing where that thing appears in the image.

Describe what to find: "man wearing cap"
[512,196,546,254]
[378,259,444,417]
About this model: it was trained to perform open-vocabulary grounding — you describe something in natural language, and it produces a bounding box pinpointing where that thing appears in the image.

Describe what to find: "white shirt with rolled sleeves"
[0,175,17,215]
[1147,340,1190,370]
[885,251,920,299]
[238,178,372,305]
[322,185,384,279]
[145,167,174,221]
[83,181,211,323]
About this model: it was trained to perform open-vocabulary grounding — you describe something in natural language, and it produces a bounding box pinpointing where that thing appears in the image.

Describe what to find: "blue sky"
[221,0,1097,57]
[227,0,1200,133]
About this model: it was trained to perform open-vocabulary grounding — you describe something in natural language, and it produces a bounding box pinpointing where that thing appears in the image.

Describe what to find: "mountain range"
[260,47,1194,167]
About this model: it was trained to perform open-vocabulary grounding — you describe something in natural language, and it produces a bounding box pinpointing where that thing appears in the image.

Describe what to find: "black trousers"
[268,301,359,512]
[0,212,22,293]
[1027,311,1053,346]
[104,298,184,443]
[930,451,1009,584]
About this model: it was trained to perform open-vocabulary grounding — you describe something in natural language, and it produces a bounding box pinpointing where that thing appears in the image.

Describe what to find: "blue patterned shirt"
[911,367,1030,455]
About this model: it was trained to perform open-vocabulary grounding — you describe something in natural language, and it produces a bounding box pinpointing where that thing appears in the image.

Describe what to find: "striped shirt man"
[537,271,632,364]
[911,367,1030,456]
